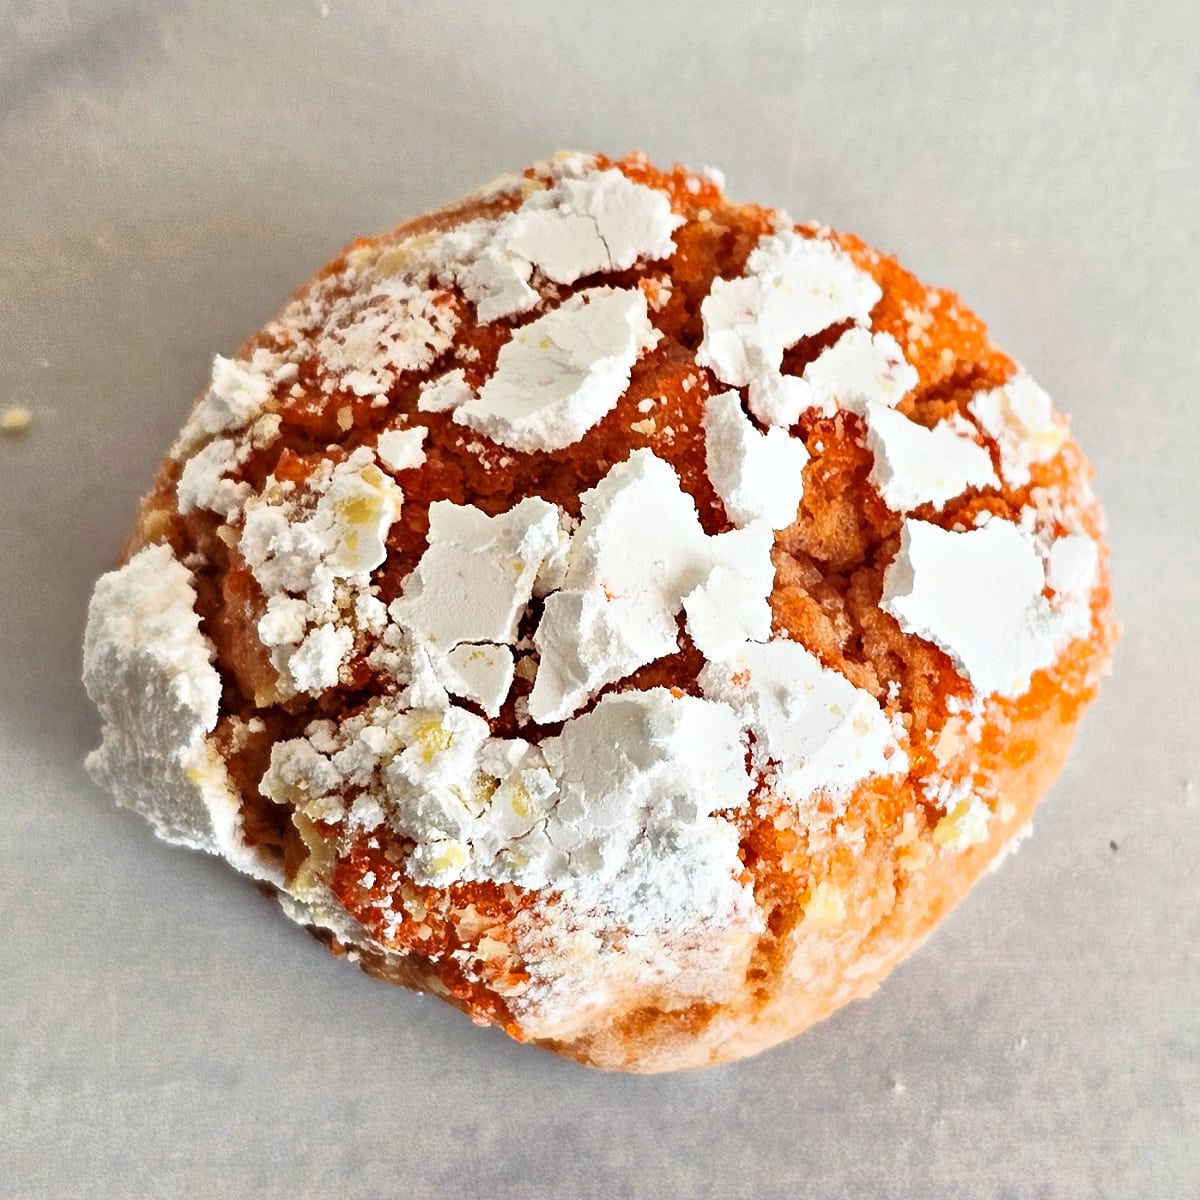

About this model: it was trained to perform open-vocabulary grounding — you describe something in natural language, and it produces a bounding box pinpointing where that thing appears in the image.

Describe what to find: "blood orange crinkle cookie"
[82,152,1117,1072]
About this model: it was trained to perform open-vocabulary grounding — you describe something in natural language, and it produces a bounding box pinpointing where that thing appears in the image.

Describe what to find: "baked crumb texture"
[83,152,1116,1072]
[1,405,32,433]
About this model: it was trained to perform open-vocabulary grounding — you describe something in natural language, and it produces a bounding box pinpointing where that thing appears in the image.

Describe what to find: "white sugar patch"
[453,287,659,452]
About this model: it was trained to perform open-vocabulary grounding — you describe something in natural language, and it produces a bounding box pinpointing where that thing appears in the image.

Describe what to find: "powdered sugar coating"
[533,690,754,928]
[1046,534,1099,598]
[698,232,881,388]
[376,426,428,474]
[176,436,252,521]
[453,287,659,452]
[703,390,809,528]
[683,564,773,661]
[172,353,278,456]
[882,517,1099,697]
[317,277,459,399]
[699,232,883,431]
[865,406,999,511]
[83,543,278,882]
[239,447,403,697]
[260,685,756,930]
[700,640,905,806]
[968,374,1066,487]
[794,327,918,417]
[391,496,564,649]
[441,643,516,717]
[502,168,684,285]
[529,449,775,723]
[417,369,472,413]
[435,165,682,323]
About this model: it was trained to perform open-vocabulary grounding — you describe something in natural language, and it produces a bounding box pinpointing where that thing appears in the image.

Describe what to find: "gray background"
[1,2,1197,1197]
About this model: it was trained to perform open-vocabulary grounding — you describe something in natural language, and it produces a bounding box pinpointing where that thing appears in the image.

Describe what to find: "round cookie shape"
[83,152,1117,1072]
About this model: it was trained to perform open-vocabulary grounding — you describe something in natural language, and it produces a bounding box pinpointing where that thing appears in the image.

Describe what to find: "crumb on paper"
[1,406,31,433]
[889,1076,906,1095]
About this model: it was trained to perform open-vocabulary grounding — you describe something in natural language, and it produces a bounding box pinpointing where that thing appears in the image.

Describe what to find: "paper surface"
[1,2,1196,1196]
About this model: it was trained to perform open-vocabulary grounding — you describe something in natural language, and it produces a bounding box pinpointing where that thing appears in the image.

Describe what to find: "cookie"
[82,152,1117,1072]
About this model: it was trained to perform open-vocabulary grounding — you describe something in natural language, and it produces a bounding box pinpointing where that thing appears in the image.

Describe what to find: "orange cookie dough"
[83,152,1116,1072]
